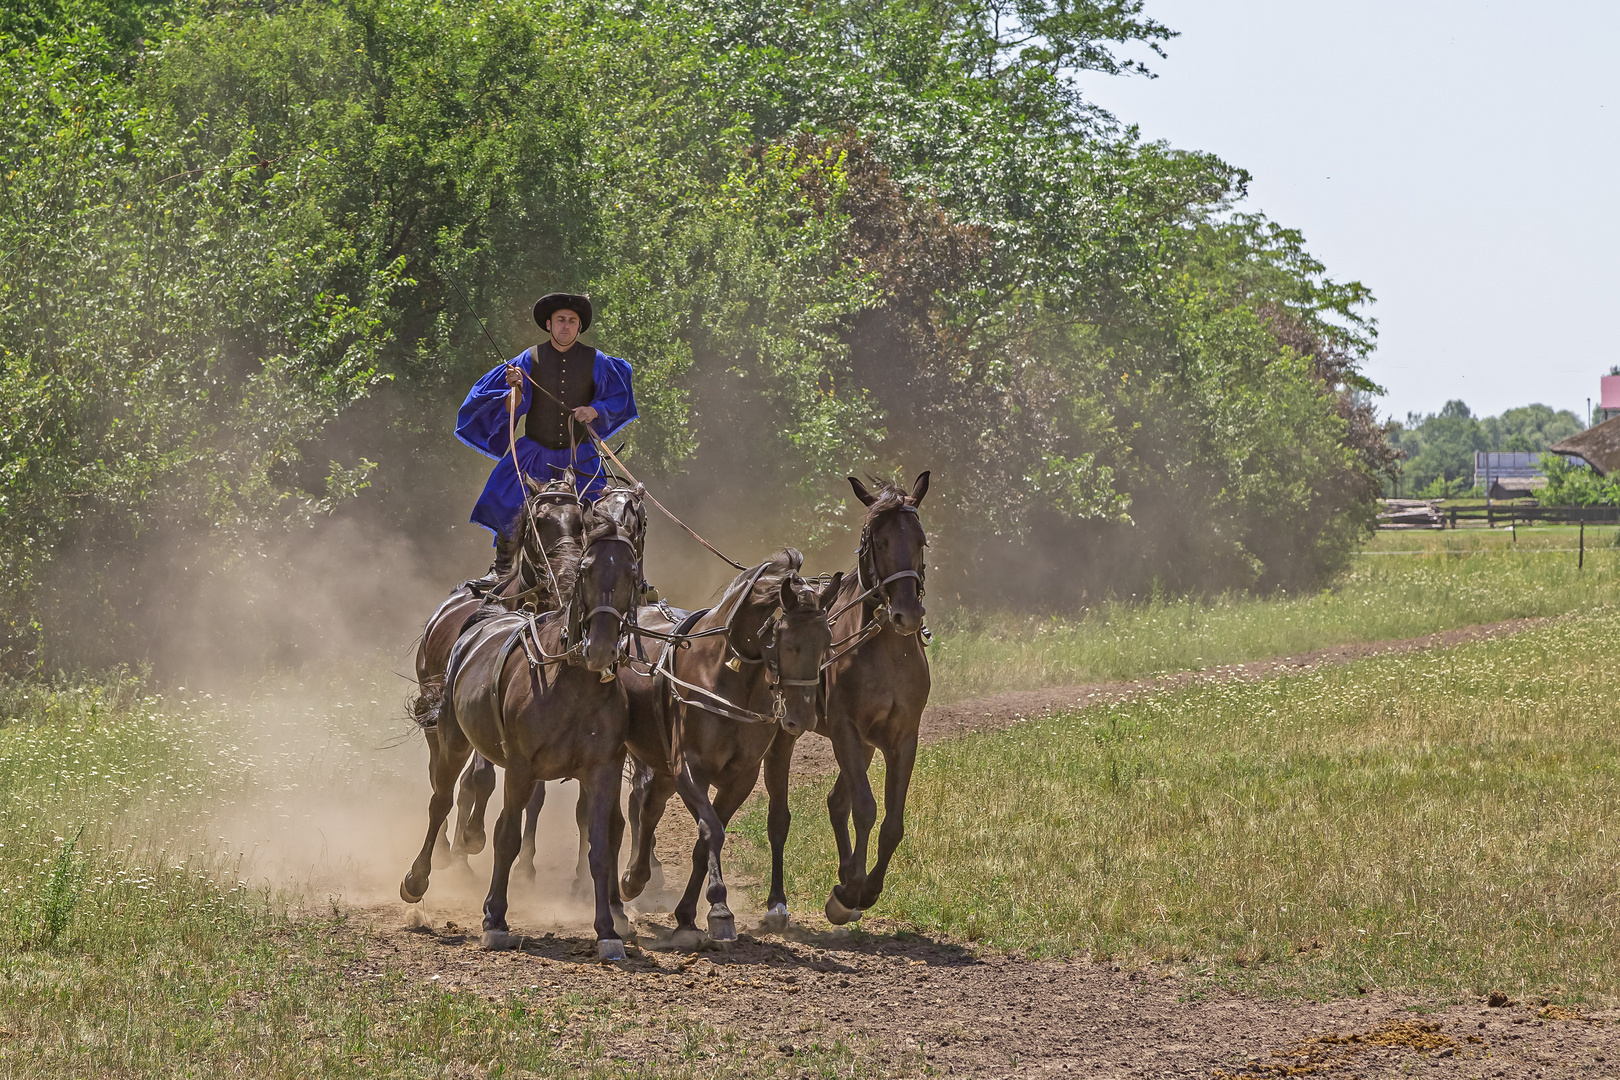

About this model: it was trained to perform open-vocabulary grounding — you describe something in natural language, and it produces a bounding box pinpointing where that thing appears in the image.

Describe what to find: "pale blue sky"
[1077,0,1620,424]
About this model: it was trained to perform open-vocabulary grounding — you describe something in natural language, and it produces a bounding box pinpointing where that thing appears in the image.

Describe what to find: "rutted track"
[787,616,1552,776]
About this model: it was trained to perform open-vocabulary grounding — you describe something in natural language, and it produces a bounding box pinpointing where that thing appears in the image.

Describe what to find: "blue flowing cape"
[454,346,638,460]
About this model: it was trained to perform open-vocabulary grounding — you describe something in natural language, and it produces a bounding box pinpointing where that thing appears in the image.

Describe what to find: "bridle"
[822,503,927,667]
[504,485,583,611]
[633,572,830,729]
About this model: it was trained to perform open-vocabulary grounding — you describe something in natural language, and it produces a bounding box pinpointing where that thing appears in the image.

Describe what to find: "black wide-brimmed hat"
[533,292,593,332]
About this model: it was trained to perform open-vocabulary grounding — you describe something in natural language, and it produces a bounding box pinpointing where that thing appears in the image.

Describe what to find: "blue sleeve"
[589,350,639,441]
[455,350,532,460]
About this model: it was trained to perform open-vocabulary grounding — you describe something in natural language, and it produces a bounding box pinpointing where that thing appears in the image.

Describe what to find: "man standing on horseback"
[454,293,638,537]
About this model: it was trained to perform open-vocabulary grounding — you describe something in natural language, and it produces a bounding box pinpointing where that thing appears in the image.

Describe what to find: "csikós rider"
[454,292,638,540]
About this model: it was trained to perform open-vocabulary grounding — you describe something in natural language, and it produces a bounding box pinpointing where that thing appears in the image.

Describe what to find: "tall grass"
[927,527,1620,702]
[743,605,1620,1002]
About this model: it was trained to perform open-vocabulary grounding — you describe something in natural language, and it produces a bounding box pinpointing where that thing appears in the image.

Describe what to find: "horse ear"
[819,571,844,612]
[779,578,799,612]
[910,470,930,506]
[849,476,876,506]
[561,465,575,487]
[522,474,543,495]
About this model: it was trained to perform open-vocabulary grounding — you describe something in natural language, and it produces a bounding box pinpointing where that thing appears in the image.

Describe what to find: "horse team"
[404,470,933,960]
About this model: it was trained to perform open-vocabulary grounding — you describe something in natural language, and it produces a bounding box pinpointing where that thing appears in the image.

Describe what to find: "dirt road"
[375,615,1618,1077]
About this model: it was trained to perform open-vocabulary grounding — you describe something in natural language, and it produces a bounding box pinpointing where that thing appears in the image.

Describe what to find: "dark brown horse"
[762,473,931,929]
[511,482,651,887]
[616,550,840,949]
[411,471,584,865]
[401,507,643,959]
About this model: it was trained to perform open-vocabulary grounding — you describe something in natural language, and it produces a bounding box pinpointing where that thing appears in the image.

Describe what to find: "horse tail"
[410,676,444,730]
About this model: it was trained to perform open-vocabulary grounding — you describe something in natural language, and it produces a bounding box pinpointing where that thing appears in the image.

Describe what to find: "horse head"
[587,484,649,567]
[849,471,929,636]
[762,571,843,737]
[574,513,642,672]
[522,468,584,557]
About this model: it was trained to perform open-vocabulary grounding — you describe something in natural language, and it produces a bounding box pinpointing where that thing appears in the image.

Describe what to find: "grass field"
[2,532,1619,1073]
[926,524,1620,702]
[741,604,1620,1003]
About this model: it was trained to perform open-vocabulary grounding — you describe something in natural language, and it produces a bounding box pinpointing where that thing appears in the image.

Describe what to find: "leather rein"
[630,566,823,728]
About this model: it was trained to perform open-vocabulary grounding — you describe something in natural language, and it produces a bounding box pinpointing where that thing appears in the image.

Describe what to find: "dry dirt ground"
[354,909,1617,1079]
[375,616,1619,1077]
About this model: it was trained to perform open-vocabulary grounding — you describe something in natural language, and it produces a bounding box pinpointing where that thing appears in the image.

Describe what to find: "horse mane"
[542,533,582,604]
[493,518,522,577]
[710,547,804,618]
[861,477,914,526]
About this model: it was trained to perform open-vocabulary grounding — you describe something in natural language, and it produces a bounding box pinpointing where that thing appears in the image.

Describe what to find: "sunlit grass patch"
[745,607,1620,1002]
[927,535,1620,702]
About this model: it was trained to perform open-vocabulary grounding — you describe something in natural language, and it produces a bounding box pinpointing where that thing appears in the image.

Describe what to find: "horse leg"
[669,763,718,950]
[825,727,877,925]
[762,731,797,932]
[570,778,593,901]
[698,774,758,943]
[605,771,632,941]
[516,780,546,883]
[403,723,472,906]
[480,758,537,950]
[621,765,676,902]
[453,753,497,858]
[857,735,918,910]
[423,729,453,870]
[625,761,667,897]
[581,761,627,960]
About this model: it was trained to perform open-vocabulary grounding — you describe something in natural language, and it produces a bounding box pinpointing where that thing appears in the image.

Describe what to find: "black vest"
[525,342,596,451]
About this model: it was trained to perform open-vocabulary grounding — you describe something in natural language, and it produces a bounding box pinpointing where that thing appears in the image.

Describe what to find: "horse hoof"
[620,871,646,902]
[461,829,486,856]
[760,903,789,935]
[671,926,704,952]
[706,913,736,942]
[403,903,431,929]
[825,890,858,926]
[597,938,626,962]
[400,877,427,905]
[612,907,635,941]
[481,930,519,951]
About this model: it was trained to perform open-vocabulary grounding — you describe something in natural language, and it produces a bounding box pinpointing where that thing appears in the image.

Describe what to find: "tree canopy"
[1,0,1392,673]
[1388,402,1583,497]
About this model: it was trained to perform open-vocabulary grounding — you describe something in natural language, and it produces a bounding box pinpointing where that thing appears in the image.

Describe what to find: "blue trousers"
[471,437,605,538]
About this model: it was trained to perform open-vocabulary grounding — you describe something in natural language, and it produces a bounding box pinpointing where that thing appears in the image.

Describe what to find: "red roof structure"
[1603,375,1620,412]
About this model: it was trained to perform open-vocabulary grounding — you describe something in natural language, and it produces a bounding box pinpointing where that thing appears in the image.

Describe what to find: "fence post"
[1580,519,1585,571]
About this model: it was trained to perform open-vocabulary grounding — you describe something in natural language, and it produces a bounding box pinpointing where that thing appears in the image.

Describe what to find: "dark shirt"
[525,341,596,451]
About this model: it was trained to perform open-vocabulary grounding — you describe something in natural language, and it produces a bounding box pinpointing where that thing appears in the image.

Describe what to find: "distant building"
[1474,451,1545,492]
[1601,372,1620,424]
[1487,476,1546,500]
